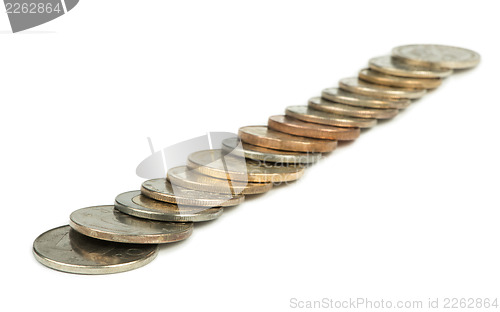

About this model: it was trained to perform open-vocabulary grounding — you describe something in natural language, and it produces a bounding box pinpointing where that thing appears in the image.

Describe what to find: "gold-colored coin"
[392,44,480,69]
[285,104,377,128]
[268,115,360,141]
[167,165,272,195]
[187,149,305,183]
[141,178,244,207]
[308,97,398,119]
[369,55,453,78]
[238,125,336,153]
[339,77,427,99]
[359,68,442,89]
[322,87,411,109]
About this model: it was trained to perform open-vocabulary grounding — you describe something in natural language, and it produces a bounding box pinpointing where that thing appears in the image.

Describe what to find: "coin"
[168,165,272,195]
[187,149,305,183]
[286,104,377,128]
[322,87,411,109]
[69,205,193,244]
[222,137,321,164]
[142,178,244,207]
[33,225,159,274]
[115,190,223,222]
[359,68,442,89]
[339,77,427,99]
[268,115,360,140]
[238,125,337,153]
[392,44,480,69]
[308,98,398,119]
[369,55,453,78]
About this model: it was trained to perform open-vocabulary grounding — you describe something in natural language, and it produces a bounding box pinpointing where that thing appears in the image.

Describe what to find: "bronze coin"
[359,68,442,89]
[339,77,427,99]
[308,97,398,119]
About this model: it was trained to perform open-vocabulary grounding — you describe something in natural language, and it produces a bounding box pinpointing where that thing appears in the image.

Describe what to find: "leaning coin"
[369,55,453,78]
[308,97,398,119]
[238,125,337,153]
[392,44,480,69]
[115,190,223,222]
[168,165,272,195]
[339,77,427,99]
[141,178,244,207]
[187,149,305,183]
[359,68,442,89]
[222,137,321,164]
[33,225,159,274]
[268,115,360,140]
[69,205,193,244]
[286,104,377,128]
[322,87,411,109]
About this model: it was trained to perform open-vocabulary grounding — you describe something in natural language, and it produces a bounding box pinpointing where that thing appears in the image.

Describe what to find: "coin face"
[115,190,224,222]
[33,226,159,274]
[359,68,442,89]
[238,125,337,153]
[339,77,427,99]
[286,104,377,128]
[322,87,411,109]
[141,179,244,207]
[222,137,321,164]
[392,44,480,69]
[187,149,305,183]
[168,165,272,195]
[268,115,360,140]
[308,98,398,119]
[69,205,194,244]
[369,55,453,78]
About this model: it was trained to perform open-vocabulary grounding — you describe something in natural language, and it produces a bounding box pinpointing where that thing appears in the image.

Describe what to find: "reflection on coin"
[115,190,223,222]
[369,55,453,78]
[339,77,427,99]
[268,115,360,140]
[168,165,272,195]
[322,87,411,109]
[33,226,159,274]
[238,125,337,153]
[392,44,480,69]
[359,69,442,89]
[222,137,321,164]
[308,98,398,119]
[286,104,377,128]
[70,205,193,244]
[141,179,244,207]
[187,149,305,183]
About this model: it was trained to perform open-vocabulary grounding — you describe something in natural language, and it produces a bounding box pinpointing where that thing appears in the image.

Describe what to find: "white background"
[1,1,499,311]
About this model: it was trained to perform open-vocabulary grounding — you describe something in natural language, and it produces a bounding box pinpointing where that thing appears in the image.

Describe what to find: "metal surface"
[339,77,427,99]
[359,68,442,89]
[69,205,194,244]
[308,98,398,119]
[322,87,411,109]
[141,178,244,207]
[286,104,377,128]
[392,44,480,69]
[238,125,337,153]
[33,225,158,274]
[115,190,224,222]
[369,55,453,78]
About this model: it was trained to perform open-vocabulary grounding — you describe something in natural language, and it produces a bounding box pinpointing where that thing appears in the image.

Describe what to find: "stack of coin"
[33,44,480,274]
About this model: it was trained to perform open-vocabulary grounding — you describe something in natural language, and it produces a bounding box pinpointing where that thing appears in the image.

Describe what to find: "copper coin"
[268,115,360,140]
[359,68,442,89]
[286,104,377,128]
[392,44,480,69]
[339,77,427,99]
[308,97,398,119]
[238,125,337,153]
[322,87,411,109]
[369,55,453,78]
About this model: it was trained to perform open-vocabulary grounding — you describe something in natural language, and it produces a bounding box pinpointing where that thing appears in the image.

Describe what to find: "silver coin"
[222,137,321,164]
[286,104,377,128]
[115,190,223,222]
[339,77,427,99]
[369,55,453,78]
[392,44,480,69]
[308,97,398,119]
[69,205,194,244]
[33,225,158,274]
[359,68,442,89]
[322,87,411,109]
